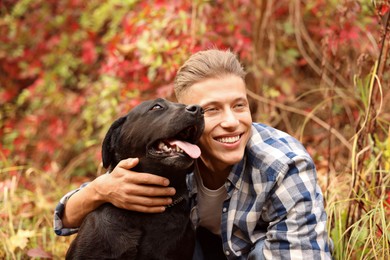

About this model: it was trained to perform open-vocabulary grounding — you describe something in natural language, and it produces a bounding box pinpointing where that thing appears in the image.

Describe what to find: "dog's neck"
[166,193,187,208]
[132,160,192,198]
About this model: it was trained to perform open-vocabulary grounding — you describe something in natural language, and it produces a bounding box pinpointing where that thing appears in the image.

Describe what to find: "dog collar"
[165,195,186,208]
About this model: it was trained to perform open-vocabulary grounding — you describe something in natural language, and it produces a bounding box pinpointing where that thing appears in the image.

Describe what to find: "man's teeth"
[216,135,240,144]
[158,142,183,153]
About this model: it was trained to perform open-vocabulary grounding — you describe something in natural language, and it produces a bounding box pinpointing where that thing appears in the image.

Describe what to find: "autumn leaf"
[27,247,53,259]
[7,230,35,253]
[81,40,97,65]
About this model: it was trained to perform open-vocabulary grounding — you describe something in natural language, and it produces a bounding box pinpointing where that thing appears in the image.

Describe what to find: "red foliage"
[0,0,254,172]
[0,0,383,176]
[81,40,97,65]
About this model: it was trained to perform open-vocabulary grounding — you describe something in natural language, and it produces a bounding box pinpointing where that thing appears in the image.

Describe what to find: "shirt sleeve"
[260,155,333,259]
[53,182,90,236]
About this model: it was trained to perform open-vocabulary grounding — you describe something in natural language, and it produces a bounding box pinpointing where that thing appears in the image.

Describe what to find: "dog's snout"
[186,105,203,115]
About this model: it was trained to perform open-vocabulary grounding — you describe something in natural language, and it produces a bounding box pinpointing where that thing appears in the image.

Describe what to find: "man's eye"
[204,107,217,113]
[151,104,163,110]
[234,103,247,109]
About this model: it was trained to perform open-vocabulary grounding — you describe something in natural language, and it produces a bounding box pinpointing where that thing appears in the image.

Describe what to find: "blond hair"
[174,49,246,99]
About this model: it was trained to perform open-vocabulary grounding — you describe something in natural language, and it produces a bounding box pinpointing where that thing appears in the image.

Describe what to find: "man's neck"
[197,160,231,190]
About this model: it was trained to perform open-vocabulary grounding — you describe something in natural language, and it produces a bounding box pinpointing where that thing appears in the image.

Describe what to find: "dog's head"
[102,98,204,177]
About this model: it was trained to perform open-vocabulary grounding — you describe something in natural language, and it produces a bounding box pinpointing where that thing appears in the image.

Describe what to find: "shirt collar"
[227,153,246,191]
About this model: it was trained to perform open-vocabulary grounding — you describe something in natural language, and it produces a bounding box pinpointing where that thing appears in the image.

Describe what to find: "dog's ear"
[102,116,127,170]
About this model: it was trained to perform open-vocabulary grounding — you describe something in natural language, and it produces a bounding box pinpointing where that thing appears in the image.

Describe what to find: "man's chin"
[219,150,245,165]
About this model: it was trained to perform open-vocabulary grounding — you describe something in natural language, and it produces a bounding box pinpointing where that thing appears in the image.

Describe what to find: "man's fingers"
[124,184,176,197]
[128,173,171,187]
[128,205,167,213]
[117,158,139,169]
[134,196,172,207]
[115,158,170,187]
[113,196,173,213]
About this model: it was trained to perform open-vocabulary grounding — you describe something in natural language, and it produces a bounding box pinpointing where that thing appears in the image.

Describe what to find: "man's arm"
[54,158,176,235]
[252,156,332,259]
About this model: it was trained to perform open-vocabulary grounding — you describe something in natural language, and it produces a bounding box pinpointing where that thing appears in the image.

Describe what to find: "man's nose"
[220,110,239,128]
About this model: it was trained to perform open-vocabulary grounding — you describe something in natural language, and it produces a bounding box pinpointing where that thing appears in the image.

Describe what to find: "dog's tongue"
[169,140,201,159]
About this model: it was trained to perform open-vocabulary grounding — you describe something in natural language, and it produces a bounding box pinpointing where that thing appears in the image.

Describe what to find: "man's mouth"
[215,135,241,144]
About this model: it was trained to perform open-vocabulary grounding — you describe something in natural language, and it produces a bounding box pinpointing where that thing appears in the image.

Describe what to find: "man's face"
[178,75,252,170]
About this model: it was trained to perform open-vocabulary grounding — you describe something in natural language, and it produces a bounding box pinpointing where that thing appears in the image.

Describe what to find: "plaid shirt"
[54,123,332,259]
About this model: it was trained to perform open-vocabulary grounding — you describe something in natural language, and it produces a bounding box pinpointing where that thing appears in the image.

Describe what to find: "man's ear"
[102,116,127,170]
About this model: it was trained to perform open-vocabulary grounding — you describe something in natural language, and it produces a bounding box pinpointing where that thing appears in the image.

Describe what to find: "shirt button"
[225,250,230,256]
[222,207,227,213]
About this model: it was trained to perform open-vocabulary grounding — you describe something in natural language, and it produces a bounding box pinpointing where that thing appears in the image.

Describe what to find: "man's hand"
[93,158,176,213]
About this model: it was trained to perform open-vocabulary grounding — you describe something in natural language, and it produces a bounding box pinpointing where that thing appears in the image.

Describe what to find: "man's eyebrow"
[200,97,248,107]
[235,97,248,102]
[231,97,249,105]
[200,101,219,107]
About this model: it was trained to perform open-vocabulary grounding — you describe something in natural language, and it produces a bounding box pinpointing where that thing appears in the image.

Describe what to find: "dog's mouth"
[150,126,201,159]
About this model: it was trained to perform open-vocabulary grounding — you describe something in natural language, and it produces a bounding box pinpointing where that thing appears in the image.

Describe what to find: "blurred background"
[1,0,389,259]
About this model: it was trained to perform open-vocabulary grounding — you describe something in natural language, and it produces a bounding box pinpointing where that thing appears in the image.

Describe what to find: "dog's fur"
[66,98,204,260]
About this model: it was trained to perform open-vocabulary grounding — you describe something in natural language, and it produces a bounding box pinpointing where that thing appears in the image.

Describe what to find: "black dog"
[66,98,204,260]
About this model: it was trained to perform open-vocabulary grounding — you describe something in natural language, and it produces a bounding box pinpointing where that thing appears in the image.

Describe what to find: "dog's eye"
[151,104,163,110]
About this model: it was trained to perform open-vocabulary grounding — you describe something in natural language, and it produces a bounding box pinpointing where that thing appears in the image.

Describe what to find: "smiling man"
[178,74,252,189]
[54,49,332,259]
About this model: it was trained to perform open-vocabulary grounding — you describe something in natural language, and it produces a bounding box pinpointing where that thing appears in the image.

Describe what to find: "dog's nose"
[186,105,203,115]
